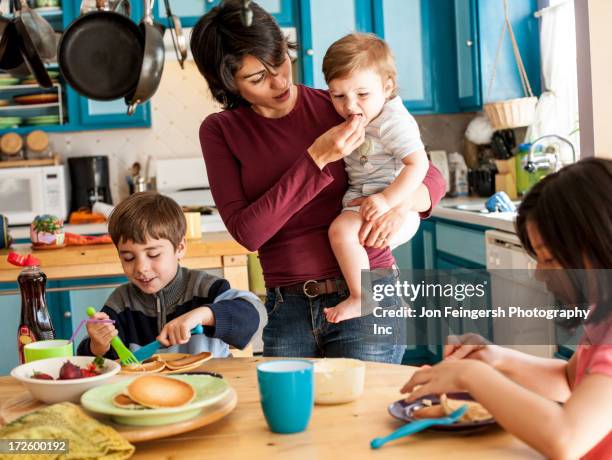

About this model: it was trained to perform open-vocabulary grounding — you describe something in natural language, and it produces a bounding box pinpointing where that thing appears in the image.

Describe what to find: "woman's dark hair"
[190,0,296,109]
[516,157,612,326]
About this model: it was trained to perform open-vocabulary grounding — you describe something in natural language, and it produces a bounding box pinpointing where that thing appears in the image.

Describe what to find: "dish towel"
[0,402,134,460]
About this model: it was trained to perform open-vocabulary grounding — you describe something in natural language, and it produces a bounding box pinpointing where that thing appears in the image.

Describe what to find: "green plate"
[80,375,230,426]
[0,77,20,86]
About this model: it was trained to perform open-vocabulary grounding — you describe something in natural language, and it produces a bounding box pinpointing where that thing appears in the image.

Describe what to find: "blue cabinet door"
[299,0,373,89]
[154,0,295,28]
[63,0,151,129]
[0,290,21,375]
[453,0,540,111]
[454,0,481,110]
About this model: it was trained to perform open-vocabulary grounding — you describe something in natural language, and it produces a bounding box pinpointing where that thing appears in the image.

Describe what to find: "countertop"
[0,358,541,459]
[0,232,249,283]
[432,196,518,233]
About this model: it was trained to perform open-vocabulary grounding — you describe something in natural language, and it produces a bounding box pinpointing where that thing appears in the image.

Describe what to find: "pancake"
[121,359,166,373]
[413,404,446,419]
[440,394,492,422]
[112,392,145,410]
[126,375,195,408]
[163,352,212,370]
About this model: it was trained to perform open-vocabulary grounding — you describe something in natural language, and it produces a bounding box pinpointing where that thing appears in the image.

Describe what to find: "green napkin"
[0,402,134,460]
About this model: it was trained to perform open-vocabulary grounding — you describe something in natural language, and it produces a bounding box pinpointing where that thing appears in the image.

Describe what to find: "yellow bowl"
[314,358,365,404]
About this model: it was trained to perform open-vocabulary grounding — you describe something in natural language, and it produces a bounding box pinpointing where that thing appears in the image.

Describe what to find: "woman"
[401,158,612,459]
[190,1,446,362]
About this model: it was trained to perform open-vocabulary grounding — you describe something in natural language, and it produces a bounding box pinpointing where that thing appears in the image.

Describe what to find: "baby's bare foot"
[324,296,362,323]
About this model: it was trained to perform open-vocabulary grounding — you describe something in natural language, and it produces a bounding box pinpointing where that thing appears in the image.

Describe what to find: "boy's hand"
[360,193,390,222]
[86,312,117,356]
[157,307,214,347]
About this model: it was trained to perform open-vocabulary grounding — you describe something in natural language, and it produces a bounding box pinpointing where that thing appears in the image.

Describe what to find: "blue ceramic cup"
[257,360,314,434]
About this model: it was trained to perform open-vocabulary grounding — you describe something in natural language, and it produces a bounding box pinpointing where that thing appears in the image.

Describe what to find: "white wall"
[49,61,223,204]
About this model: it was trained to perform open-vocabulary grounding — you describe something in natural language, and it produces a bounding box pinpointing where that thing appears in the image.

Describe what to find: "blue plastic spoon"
[370,405,468,449]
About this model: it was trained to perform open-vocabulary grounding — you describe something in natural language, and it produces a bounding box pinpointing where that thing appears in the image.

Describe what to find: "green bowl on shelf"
[25,115,60,125]
[0,117,23,128]
[0,77,20,86]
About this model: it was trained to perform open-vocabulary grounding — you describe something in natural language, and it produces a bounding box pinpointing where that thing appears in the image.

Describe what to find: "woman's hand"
[157,307,214,347]
[347,199,407,248]
[400,359,486,402]
[307,115,365,169]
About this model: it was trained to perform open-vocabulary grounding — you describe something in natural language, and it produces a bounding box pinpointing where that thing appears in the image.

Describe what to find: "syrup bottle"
[8,252,55,363]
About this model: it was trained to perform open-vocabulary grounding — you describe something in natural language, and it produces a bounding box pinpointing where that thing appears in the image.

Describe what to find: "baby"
[322,33,429,323]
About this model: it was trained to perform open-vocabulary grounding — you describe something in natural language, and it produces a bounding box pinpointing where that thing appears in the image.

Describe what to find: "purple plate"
[388,392,497,432]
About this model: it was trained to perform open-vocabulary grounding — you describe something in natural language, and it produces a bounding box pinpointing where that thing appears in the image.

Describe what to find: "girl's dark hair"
[516,158,612,326]
[190,0,296,110]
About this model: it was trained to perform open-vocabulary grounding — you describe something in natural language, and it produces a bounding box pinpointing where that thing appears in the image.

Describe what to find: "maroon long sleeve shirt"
[199,85,446,287]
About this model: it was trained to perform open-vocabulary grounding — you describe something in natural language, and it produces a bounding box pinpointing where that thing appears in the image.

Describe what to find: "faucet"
[524,135,576,173]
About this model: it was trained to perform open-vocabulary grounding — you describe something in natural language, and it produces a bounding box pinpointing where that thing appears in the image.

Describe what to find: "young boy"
[77,191,262,359]
[322,33,429,323]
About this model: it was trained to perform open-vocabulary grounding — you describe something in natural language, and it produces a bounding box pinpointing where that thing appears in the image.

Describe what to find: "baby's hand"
[157,307,213,347]
[360,193,390,222]
[86,312,117,356]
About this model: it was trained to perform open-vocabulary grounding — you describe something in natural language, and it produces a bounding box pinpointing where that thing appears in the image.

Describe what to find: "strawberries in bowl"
[11,356,121,403]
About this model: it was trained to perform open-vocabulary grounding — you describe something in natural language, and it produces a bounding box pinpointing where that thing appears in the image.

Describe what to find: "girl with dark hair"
[190,1,446,362]
[401,158,612,459]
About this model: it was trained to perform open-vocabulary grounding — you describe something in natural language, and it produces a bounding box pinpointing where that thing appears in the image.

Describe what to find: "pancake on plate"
[126,375,195,408]
[440,394,492,422]
[121,358,166,374]
[163,352,212,370]
[112,392,145,410]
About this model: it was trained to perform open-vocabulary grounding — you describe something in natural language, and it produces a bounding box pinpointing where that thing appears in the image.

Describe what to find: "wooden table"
[0,358,542,460]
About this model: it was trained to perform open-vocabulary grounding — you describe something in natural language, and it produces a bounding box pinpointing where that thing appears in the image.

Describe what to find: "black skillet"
[58,0,143,100]
[0,0,27,76]
[12,0,51,87]
[125,0,164,115]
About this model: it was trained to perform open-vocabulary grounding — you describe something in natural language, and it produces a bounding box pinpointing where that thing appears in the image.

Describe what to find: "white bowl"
[314,358,366,405]
[10,356,121,404]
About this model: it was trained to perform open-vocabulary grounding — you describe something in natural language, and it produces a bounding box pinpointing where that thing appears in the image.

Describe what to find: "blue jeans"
[263,274,406,364]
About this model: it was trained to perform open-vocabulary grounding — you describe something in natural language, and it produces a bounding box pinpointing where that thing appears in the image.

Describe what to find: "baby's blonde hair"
[322,33,398,98]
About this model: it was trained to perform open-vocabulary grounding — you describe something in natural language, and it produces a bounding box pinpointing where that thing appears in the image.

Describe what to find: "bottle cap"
[7,252,41,267]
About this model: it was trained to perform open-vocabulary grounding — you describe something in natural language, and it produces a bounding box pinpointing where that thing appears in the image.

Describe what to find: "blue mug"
[257,360,314,434]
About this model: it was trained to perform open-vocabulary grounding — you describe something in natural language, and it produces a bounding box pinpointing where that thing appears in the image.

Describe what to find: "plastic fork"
[133,324,204,362]
[370,405,468,449]
[86,306,140,365]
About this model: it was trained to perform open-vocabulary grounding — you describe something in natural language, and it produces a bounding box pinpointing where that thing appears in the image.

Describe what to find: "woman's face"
[234,54,296,118]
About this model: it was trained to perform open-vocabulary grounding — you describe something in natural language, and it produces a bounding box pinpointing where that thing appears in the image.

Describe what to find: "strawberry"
[80,369,98,378]
[31,372,54,380]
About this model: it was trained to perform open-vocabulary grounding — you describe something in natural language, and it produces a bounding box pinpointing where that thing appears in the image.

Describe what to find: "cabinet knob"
[305,49,314,56]
[466,40,474,47]
[63,311,72,319]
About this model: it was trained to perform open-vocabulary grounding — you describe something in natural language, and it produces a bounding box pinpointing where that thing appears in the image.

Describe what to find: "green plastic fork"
[86,307,140,365]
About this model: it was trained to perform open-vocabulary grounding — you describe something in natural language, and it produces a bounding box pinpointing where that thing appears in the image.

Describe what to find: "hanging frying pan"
[0,0,28,76]
[125,0,164,115]
[12,0,51,87]
[58,0,143,100]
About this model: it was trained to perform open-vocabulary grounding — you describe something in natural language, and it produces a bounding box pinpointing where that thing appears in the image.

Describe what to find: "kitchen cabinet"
[0,286,21,375]
[299,0,373,90]
[453,0,541,111]
[154,0,296,28]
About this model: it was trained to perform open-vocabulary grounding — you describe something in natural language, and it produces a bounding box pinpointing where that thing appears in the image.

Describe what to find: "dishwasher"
[485,230,556,358]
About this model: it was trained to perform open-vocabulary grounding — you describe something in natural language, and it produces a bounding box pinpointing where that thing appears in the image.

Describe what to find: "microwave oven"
[0,165,69,225]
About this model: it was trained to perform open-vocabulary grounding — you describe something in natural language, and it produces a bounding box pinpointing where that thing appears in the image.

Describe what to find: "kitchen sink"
[444,201,521,214]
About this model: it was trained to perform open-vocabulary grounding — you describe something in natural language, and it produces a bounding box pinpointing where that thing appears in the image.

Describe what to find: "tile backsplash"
[50,62,477,205]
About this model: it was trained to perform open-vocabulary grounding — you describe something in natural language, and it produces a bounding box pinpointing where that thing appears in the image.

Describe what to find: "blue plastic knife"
[133,325,204,362]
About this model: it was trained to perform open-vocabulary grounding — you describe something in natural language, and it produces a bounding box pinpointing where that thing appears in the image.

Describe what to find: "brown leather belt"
[279,278,347,298]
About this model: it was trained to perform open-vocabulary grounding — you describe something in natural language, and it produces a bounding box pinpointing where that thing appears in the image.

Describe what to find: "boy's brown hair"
[108,192,186,250]
[322,33,398,98]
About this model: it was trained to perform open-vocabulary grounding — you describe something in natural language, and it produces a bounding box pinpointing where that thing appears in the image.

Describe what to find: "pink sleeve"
[586,345,612,377]
[199,117,334,252]
[420,162,446,219]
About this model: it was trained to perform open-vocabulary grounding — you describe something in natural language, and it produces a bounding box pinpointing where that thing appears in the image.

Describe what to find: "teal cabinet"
[454,0,541,110]
[154,0,296,28]
[299,0,373,89]
[0,287,21,375]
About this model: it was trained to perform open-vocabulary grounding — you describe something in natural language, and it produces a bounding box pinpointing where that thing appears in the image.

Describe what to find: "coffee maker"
[67,156,112,212]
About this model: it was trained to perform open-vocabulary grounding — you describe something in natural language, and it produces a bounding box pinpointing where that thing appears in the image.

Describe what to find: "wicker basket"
[484,96,537,130]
